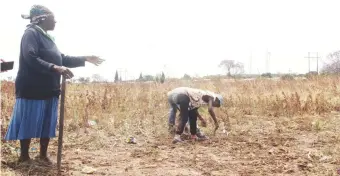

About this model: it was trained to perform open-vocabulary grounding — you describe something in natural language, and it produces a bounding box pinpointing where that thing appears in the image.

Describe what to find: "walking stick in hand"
[57,76,67,174]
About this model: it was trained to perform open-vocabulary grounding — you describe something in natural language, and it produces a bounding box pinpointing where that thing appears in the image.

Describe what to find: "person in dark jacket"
[4,5,104,164]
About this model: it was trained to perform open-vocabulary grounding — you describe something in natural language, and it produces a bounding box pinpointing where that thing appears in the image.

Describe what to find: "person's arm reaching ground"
[208,97,219,132]
[197,111,207,127]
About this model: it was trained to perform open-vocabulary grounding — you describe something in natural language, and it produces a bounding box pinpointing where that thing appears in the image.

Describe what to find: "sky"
[1,0,340,80]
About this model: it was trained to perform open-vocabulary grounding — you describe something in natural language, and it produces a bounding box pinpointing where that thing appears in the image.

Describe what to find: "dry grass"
[1,76,340,175]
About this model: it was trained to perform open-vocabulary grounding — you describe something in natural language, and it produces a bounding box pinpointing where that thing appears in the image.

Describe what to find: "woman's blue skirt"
[4,97,59,140]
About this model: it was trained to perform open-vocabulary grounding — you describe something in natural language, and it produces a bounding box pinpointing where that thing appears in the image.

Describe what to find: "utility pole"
[265,50,271,73]
[249,51,252,74]
[117,68,128,81]
[124,69,127,81]
[316,52,319,73]
[307,52,310,72]
[117,68,123,81]
[304,52,320,73]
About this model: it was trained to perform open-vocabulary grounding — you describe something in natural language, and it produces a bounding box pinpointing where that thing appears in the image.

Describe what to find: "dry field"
[1,76,340,176]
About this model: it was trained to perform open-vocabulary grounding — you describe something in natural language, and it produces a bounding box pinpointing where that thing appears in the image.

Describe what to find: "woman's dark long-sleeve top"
[15,26,86,100]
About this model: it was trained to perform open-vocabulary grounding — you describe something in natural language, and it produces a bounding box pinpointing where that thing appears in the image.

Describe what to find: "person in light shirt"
[167,87,223,143]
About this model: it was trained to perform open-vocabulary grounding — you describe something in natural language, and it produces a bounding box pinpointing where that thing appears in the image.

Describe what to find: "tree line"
[6,50,340,83]
[76,70,166,83]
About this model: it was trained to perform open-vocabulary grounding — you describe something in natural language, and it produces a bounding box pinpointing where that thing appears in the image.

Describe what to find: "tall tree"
[322,50,340,74]
[143,75,154,81]
[78,77,90,83]
[155,75,160,83]
[138,72,143,81]
[114,70,119,83]
[219,60,245,76]
[160,72,165,83]
[91,74,103,83]
[182,74,191,80]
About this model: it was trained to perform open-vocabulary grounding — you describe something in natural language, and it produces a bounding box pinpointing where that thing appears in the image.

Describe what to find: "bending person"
[167,87,223,143]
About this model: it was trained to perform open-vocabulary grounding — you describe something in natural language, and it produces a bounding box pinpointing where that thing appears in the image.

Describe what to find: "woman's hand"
[85,56,105,66]
[52,65,74,79]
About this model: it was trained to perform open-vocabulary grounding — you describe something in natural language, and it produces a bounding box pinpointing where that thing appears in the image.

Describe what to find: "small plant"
[311,119,325,132]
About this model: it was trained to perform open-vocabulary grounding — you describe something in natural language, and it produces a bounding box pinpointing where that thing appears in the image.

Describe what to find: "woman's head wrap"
[21,5,54,24]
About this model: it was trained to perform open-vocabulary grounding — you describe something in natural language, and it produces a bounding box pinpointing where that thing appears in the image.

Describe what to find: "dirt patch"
[2,114,340,176]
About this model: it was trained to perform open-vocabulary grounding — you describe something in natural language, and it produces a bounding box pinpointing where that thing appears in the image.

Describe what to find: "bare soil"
[2,113,340,176]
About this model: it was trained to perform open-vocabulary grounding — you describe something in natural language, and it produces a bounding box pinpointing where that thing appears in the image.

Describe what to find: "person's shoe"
[17,156,32,166]
[35,156,53,166]
[196,132,209,141]
[191,135,198,141]
[18,156,31,163]
[172,134,183,144]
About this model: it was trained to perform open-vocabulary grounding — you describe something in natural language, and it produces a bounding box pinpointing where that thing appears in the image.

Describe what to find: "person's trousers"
[177,108,198,135]
[167,94,198,135]
[167,95,178,126]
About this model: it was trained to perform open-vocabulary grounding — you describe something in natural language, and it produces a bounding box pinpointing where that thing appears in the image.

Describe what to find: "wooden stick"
[57,76,66,174]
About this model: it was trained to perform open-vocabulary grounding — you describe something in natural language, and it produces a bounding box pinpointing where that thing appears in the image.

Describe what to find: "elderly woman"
[4,5,104,164]
[167,87,223,143]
